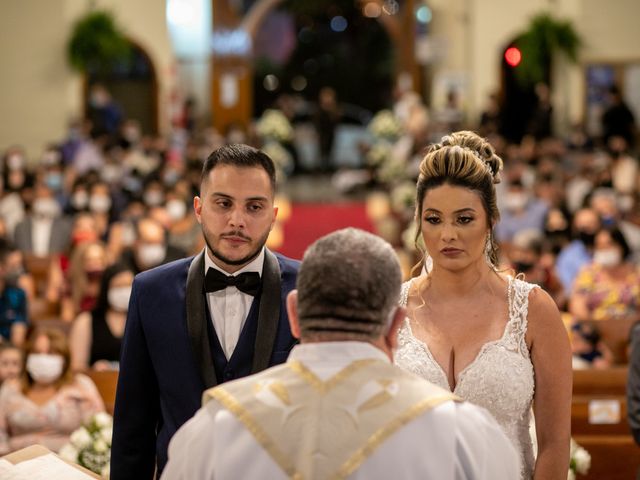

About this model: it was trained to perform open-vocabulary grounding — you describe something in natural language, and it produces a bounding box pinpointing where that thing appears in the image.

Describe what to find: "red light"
[505,47,522,67]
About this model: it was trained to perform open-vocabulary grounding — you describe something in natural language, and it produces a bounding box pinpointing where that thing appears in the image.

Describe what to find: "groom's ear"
[286,290,301,339]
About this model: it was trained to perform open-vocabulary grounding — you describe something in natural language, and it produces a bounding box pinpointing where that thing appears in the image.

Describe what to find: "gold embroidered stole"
[203,358,459,480]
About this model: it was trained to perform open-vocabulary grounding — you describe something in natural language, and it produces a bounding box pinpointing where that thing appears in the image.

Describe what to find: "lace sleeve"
[399,280,412,307]
[509,278,539,357]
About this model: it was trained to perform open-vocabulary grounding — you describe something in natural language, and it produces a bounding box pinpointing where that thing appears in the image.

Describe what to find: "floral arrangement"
[367,109,403,140]
[59,412,113,479]
[256,109,294,143]
[260,141,293,181]
[366,141,393,168]
[390,181,416,215]
[377,155,408,185]
[568,438,591,479]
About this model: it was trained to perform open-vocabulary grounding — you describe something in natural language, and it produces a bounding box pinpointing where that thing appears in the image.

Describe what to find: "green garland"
[67,10,131,74]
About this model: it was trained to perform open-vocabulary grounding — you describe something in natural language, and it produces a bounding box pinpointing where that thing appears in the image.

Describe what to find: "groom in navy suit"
[110,144,300,479]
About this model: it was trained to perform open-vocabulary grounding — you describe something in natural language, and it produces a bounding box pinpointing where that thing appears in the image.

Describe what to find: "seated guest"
[0,239,36,305]
[570,321,613,369]
[0,327,105,454]
[161,228,519,479]
[119,217,186,274]
[59,240,110,323]
[569,227,640,322]
[13,183,72,258]
[0,343,23,386]
[556,207,600,293]
[0,246,28,346]
[70,263,134,371]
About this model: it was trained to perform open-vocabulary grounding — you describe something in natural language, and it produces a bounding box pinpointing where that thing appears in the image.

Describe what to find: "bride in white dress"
[394,131,571,480]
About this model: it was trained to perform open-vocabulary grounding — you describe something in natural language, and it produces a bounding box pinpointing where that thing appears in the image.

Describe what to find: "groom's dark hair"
[296,228,401,341]
[201,143,276,193]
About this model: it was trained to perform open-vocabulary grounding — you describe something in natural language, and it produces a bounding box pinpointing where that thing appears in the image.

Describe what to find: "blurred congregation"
[1,0,640,478]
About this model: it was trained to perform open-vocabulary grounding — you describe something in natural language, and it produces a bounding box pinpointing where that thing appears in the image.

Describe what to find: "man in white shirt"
[111,144,299,479]
[162,228,520,480]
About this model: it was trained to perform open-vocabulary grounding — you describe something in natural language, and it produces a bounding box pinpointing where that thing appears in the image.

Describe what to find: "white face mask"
[593,248,622,267]
[71,191,89,210]
[101,164,123,184]
[89,195,112,214]
[26,353,64,384]
[108,286,132,312]
[143,191,164,207]
[166,199,187,221]
[505,192,529,212]
[137,243,166,268]
[7,154,24,171]
[32,198,61,218]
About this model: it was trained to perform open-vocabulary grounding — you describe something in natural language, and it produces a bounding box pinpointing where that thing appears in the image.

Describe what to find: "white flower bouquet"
[256,109,294,143]
[390,181,416,215]
[261,141,293,180]
[377,155,408,185]
[367,110,403,140]
[568,438,591,479]
[59,412,113,479]
[366,141,393,168]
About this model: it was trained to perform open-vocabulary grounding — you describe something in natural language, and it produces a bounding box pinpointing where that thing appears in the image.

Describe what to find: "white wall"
[0,0,177,158]
[0,0,76,158]
[427,0,640,133]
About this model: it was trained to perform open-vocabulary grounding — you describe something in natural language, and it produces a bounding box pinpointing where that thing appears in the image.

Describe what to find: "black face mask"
[514,261,535,272]
[577,231,596,247]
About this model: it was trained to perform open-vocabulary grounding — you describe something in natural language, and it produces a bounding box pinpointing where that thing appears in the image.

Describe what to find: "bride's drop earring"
[484,234,494,267]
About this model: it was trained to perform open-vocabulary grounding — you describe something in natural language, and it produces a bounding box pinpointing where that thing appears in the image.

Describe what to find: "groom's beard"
[204,229,270,268]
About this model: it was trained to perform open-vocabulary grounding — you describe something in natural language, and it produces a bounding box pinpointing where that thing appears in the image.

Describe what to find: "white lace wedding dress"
[395,276,537,479]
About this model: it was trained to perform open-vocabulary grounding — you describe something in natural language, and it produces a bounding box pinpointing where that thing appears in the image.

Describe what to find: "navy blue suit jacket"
[110,249,299,479]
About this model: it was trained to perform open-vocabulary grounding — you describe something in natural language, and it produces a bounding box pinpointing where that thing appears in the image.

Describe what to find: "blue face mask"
[45,173,63,191]
[601,216,616,228]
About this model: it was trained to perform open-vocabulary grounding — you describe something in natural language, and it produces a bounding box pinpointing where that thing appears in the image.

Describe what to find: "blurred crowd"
[0,81,637,454]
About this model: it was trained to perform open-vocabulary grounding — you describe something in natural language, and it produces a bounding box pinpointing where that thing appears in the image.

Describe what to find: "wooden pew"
[594,318,636,364]
[572,367,640,479]
[85,370,119,415]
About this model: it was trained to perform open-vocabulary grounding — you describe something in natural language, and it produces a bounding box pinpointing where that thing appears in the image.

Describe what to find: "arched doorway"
[85,40,159,135]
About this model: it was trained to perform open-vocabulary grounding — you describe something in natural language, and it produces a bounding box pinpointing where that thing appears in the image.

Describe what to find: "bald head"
[295,228,402,341]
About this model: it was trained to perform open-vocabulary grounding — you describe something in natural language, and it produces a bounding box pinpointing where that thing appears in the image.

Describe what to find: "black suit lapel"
[251,249,281,373]
[186,251,217,388]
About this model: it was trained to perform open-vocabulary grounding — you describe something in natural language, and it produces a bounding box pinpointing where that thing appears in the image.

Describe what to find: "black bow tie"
[204,269,262,296]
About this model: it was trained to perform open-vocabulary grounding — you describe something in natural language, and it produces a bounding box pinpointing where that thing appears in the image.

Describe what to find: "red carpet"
[278,202,375,260]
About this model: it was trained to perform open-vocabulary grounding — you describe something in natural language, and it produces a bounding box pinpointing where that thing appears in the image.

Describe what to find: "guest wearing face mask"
[0,239,36,305]
[13,184,72,258]
[106,200,146,262]
[119,217,186,274]
[0,246,28,347]
[0,327,105,455]
[569,227,640,322]
[495,179,549,244]
[87,181,114,240]
[556,208,601,293]
[70,263,134,371]
[58,241,110,323]
[65,179,91,215]
[508,229,566,308]
[166,189,202,256]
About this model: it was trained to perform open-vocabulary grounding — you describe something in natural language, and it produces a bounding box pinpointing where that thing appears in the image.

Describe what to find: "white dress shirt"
[32,217,53,257]
[162,342,520,480]
[204,248,265,359]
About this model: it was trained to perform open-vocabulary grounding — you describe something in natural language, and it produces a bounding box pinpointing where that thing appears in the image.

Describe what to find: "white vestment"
[161,342,520,480]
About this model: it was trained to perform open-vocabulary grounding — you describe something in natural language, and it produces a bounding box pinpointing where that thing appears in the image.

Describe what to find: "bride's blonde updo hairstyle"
[414,130,504,267]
